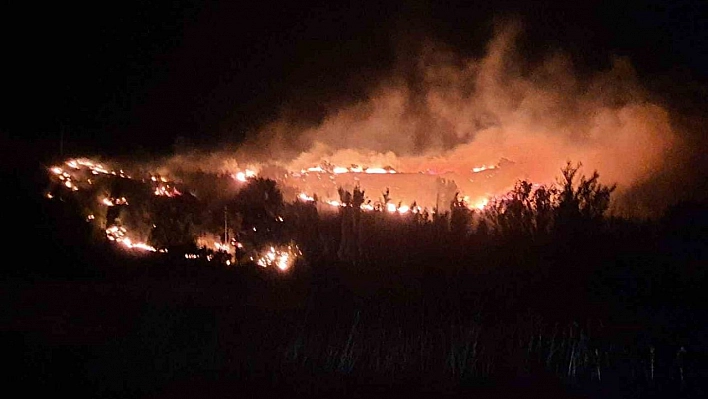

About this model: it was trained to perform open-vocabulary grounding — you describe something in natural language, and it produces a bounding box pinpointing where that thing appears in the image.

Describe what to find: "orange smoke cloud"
[161,21,682,215]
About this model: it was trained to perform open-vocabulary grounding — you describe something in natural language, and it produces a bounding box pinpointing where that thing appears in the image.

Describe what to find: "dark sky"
[3,0,707,160]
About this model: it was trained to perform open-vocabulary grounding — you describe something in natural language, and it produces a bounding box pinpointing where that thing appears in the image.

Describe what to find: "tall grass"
[267,307,703,396]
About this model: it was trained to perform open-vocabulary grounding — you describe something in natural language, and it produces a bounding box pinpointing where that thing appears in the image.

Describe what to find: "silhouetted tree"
[485,180,540,238]
[231,177,285,247]
[435,178,458,212]
[450,193,472,239]
[555,162,616,235]
[483,161,616,241]
[149,194,199,250]
[382,188,391,206]
[476,218,489,237]
[284,199,320,261]
[532,184,557,237]
[337,185,366,262]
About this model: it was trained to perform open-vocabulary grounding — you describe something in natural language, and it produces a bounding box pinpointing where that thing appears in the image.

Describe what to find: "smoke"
[163,20,685,215]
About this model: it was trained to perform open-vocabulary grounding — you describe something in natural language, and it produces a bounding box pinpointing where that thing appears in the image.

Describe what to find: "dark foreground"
[3,164,707,398]
[3,255,707,399]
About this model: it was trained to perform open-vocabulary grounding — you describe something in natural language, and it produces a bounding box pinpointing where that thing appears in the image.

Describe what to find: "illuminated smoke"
[67,21,686,216]
[219,21,678,214]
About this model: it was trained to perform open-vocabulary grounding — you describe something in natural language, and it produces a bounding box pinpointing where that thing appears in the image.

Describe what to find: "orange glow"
[333,166,349,174]
[233,169,257,182]
[298,193,315,202]
[101,197,128,206]
[472,165,496,173]
[46,20,682,221]
[105,225,156,252]
[255,243,301,271]
[154,185,181,197]
[472,198,489,210]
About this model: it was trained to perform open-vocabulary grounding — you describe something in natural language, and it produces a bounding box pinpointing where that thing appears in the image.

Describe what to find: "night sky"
[3,0,707,160]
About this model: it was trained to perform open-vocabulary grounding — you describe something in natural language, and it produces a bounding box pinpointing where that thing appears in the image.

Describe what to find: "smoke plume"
[163,21,686,215]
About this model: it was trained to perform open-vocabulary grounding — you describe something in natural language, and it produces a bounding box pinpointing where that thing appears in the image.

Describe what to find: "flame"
[472,198,489,210]
[298,191,434,214]
[64,158,112,175]
[50,157,182,203]
[233,169,257,182]
[234,172,247,182]
[295,163,398,175]
[49,156,502,224]
[333,166,349,174]
[255,243,301,271]
[298,193,315,202]
[282,161,500,212]
[101,197,128,206]
[105,225,156,252]
[45,156,512,260]
[472,165,497,173]
[214,241,234,253]
[154,185,181,197]
[50,158,165,254]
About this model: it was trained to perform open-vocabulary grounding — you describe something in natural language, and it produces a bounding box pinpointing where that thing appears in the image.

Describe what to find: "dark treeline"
[5,160,708,398]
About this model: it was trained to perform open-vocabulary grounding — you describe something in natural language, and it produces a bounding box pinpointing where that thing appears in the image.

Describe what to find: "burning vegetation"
[37,153,708,397]
[41,18,686,271]
[142,21,682,218]
[15,12,708,399]
[46,153,618,270]
[45,157,309,269]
